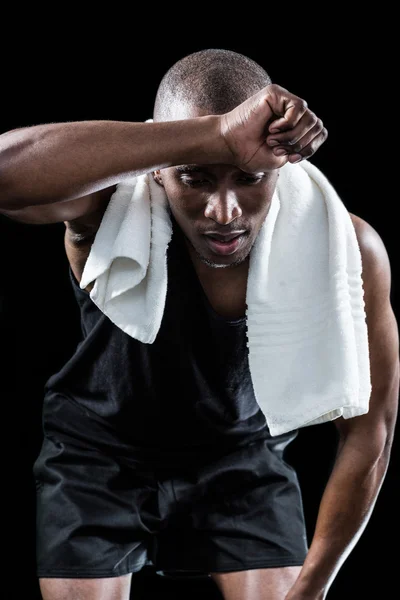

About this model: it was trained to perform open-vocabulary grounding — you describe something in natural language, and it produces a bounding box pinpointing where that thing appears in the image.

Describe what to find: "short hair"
[153,48,272,121]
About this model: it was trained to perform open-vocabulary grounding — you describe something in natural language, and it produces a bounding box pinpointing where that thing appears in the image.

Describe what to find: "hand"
[220,83,328,172]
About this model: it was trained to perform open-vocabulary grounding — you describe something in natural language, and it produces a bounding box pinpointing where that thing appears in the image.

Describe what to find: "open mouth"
[204,233,244,255]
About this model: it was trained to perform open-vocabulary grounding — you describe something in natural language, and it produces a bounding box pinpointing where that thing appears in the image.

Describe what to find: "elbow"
[381,371,400,460]
[0,184,32,211]
[336,413,397,471]
[0,177,20,211]
[336,367,399,465]
[381,412,397,463]
[0,152,15,209]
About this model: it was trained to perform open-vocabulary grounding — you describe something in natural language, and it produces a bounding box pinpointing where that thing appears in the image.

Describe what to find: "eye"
[180,176,209,187]
[238,175,264,185]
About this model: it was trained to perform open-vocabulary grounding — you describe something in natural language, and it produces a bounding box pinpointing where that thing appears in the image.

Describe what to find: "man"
[0,49,398,600]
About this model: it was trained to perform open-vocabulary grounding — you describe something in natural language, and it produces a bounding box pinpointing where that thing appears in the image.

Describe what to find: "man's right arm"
[0,117,225,211]
[0,83,328,218]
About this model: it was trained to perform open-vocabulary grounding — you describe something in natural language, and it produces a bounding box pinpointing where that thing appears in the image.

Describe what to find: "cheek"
[161,186,192,228]
[241,191,271,218]
[163,183,202,216]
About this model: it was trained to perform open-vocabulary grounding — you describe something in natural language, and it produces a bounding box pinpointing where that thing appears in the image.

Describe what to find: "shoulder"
[348,212,392,300]
[348,211,387,256]
[333,212,399,440]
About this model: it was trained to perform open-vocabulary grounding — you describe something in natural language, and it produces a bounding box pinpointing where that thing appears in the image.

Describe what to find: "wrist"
[175,114,233,166]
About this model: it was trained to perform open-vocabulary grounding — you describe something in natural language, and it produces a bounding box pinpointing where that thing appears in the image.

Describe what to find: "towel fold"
[80,159,371,436]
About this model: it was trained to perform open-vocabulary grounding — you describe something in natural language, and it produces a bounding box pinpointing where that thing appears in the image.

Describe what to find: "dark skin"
[157,107,399,600]
[154,162,277,319]
[157,164,277,269]
[1,86,323,600]
[1,84,398,600]
[154,99,320,319]
[150,106,315,600]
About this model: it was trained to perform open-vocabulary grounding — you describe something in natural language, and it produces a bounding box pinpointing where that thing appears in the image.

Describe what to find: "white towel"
[80,159,371,437]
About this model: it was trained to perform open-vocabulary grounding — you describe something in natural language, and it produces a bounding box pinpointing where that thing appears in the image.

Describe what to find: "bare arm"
[288,430,395,600]
[0,84,327,212]
[0,117,224,210]
[285,218,399,600]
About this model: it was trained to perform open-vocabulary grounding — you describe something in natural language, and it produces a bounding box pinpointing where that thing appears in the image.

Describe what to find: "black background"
[0,15,398,600]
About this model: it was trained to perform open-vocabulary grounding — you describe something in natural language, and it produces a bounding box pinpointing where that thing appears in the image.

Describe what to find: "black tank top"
[43,223,297,456]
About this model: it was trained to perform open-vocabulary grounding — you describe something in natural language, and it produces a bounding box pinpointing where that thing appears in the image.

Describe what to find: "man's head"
[153,48,276,269]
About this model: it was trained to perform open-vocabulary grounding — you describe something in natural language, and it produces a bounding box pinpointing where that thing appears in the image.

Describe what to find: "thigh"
[34,435,159,578]
[39,575,132,600]
[210,566,302,600]
[155,437,308,574]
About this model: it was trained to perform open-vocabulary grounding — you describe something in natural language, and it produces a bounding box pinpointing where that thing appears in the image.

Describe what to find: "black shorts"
[33,396,309,578]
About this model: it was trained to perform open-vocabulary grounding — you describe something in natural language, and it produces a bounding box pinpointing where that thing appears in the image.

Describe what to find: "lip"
[204,233,245,255]
[204,230,246,242]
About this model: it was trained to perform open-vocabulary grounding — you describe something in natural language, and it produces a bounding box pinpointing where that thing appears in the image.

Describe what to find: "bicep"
[334,216,400,446]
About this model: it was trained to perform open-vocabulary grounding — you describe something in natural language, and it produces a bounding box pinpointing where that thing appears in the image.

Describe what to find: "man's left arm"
[286,214,400,600]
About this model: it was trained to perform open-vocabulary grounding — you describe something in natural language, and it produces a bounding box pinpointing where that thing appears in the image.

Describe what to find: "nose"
[204,189,242,225]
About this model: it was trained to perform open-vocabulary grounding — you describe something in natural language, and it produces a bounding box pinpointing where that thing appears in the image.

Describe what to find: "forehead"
[173,164,268,178]
[167,101,210,121]
[163,102,266,177]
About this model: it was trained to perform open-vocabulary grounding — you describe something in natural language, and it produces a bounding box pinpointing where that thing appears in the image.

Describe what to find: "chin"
[198,256,233,269]
[196,247,250,270]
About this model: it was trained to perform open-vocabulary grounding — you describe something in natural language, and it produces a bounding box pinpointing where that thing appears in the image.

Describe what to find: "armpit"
[65,186,114,245]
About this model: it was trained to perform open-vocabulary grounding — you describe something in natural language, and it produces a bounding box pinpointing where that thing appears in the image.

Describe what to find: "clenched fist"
[220,83,327,172]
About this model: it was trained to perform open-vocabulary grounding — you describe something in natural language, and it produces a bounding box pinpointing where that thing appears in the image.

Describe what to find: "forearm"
[296,436,391,597]
[0,116,226,209]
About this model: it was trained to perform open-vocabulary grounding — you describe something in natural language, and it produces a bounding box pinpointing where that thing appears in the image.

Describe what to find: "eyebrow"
[175,165,208,174]
[175,165,267,177]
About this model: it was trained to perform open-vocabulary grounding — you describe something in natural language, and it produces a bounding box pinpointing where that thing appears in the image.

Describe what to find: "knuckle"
[308,111,318,126]
[297,98,308,111]
[286,135,300,146]
[302,146,314,157]
[268,83,284,96]
[290,141,303,152]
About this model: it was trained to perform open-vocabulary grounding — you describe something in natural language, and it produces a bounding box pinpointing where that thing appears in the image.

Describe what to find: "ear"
[153,170,164,187]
